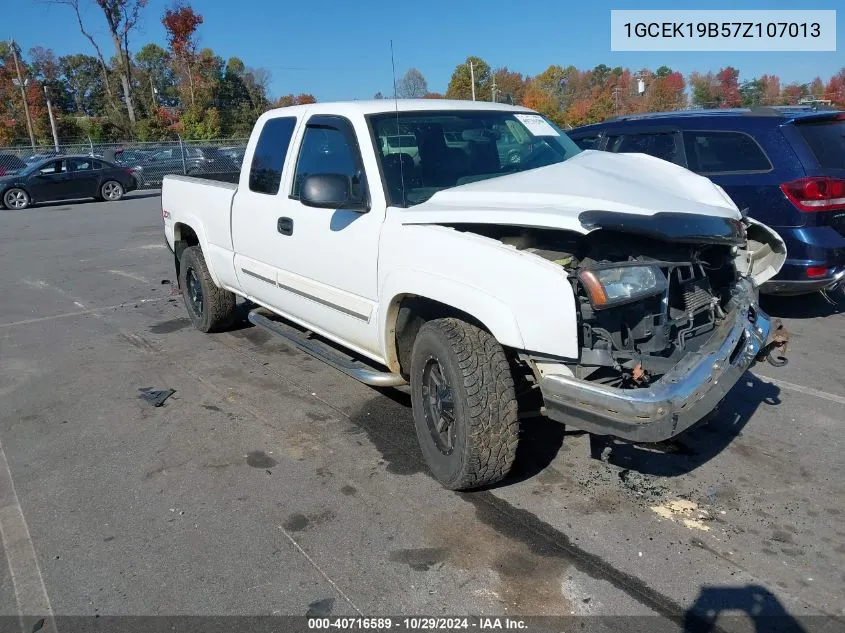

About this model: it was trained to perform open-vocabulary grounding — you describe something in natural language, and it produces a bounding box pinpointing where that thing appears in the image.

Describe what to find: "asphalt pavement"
[0,192,843,632]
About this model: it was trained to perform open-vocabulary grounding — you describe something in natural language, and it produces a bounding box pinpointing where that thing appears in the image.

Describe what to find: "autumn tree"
[780,82,808,105]
[162,1,203,108]
[646,68,686,111]
[759,74,781,105]
[492,67,526,104]
[274,94,316,107]
[397,68,428,98]
[446,56,491,101]
[827,68,845,107]
[715,67,741,108]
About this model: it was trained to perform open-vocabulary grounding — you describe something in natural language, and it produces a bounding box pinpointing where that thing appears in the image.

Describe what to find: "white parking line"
[0,439,57,633]
[753,374,845,407]
[0,297,171,329]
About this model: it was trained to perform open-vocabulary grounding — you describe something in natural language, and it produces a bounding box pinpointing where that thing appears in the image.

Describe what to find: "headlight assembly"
[578,264,667,309]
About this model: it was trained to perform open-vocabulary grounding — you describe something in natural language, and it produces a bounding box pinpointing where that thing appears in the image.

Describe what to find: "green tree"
[446,56,491,101]
[58,54,107,115]
[135,43,178,110]
[690,72,717,108]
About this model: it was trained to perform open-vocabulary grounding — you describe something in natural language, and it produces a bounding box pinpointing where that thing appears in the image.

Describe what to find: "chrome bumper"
[540,279,771,442]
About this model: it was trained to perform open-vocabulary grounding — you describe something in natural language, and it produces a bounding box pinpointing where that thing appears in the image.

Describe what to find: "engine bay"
[451,224,744,388]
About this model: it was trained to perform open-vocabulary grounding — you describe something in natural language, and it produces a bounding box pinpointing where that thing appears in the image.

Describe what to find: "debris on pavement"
[161,279,171,285]
[650,499,712,532]
[138,387,176,407]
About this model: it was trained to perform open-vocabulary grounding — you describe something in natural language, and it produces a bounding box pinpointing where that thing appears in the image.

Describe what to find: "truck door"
[231,115,300,308]
[237,113,385,357]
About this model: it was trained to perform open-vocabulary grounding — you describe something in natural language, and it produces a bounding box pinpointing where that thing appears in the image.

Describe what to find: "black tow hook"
[756,319,790,367]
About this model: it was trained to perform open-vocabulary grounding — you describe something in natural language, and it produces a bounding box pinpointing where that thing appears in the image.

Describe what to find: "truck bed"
[162,174,239,287]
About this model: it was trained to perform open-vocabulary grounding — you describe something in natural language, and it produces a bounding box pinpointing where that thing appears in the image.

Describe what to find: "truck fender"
[378,270,525,372]
[172,217,223,288]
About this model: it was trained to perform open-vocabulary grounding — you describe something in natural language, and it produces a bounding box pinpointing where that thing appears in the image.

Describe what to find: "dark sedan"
[129,146,240,186]
[0,155,138,210]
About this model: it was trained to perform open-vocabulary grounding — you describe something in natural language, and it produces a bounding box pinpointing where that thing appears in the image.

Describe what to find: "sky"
[10,0,844,101]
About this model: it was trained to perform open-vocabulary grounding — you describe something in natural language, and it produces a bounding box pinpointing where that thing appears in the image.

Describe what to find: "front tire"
[101,180,124,201]
[3,188,30,210]
[410,318,519,490]
[178,246,236,333]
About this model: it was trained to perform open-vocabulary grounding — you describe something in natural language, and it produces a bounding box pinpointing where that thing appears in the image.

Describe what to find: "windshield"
[369,111,582,207]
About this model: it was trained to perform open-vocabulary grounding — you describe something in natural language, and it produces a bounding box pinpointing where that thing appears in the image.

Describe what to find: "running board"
[247,308,407,387]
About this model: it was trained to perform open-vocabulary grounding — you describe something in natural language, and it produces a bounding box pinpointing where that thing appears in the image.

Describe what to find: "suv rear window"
[683,131,771,174]
[249,117,297,194]
[606,132,681,164]
[795,119,845,169]
[572,135,601,150]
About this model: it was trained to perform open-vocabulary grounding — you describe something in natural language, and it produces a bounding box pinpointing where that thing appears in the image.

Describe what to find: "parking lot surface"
[0,194,843,631]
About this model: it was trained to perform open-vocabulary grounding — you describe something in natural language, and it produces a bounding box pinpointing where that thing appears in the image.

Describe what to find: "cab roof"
[263,99,533,118]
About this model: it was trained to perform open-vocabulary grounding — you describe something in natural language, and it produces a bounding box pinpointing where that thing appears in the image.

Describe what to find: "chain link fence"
[0,137,249,188]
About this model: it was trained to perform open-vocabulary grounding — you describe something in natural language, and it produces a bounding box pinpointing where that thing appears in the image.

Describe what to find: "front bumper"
[540,279,773,443]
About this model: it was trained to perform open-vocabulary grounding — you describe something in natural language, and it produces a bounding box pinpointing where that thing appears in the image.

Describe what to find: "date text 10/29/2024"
[308,617,528,630]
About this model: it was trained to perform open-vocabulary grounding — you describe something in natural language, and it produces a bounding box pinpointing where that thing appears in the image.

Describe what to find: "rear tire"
[3,188,30,210]
[178,246,236,333]
[101,180,124,201]
[410,318,519,490]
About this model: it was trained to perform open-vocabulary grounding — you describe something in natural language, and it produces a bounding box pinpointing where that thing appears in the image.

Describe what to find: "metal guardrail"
[0,138,249,189]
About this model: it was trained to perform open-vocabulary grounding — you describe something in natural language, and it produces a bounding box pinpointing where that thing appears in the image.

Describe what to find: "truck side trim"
[241,267,371,322]
[241,268,276,287]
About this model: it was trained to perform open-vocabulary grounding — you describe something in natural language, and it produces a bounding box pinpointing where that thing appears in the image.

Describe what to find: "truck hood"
[401,150,741,233]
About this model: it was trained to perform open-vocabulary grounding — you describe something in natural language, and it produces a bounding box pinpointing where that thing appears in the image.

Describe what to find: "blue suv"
[569,107,845,295]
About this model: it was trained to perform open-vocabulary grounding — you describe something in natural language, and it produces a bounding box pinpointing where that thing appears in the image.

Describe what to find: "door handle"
[277,217,294,236]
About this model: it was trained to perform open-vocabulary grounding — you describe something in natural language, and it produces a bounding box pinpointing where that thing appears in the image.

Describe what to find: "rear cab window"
[794,118,845,169]
[683,131,772,174]
[249,116,297,194]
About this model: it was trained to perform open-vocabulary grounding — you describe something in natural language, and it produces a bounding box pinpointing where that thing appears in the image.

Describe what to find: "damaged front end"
[464,210,789,443]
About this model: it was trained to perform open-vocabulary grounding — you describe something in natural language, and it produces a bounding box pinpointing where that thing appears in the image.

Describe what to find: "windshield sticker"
[514,113,560,137]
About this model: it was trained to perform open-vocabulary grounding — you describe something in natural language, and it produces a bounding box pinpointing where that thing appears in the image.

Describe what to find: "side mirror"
[300,173,367,211]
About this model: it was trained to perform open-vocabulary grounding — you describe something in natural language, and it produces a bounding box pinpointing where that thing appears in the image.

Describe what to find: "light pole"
[9,40,36,149]
[44,85,60,151]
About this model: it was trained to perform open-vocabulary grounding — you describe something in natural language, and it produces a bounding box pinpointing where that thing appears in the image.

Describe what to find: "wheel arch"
[379,276,525,377]
[172,222,210,287]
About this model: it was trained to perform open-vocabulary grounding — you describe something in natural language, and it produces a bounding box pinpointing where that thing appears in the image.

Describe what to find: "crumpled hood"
[401,150,741,232]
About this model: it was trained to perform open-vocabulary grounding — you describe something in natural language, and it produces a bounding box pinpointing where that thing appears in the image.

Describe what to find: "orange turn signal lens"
[578,270,608,307]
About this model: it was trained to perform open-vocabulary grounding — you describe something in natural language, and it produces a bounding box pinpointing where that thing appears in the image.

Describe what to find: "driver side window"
[291,117,366,200]
[39,160,65,175]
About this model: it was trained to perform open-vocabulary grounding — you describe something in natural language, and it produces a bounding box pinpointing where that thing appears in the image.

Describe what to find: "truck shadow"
[579,373,782,478]
[360,371,781,487]
[684,584,809,632]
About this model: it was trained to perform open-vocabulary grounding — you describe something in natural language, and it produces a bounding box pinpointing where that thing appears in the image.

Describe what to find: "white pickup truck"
[162,99,789,490]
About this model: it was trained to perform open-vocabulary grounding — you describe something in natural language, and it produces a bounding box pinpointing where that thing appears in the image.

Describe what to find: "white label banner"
[610,10,836,51]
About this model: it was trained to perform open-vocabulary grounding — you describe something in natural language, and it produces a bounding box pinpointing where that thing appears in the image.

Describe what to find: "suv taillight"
[780,177,845,212]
